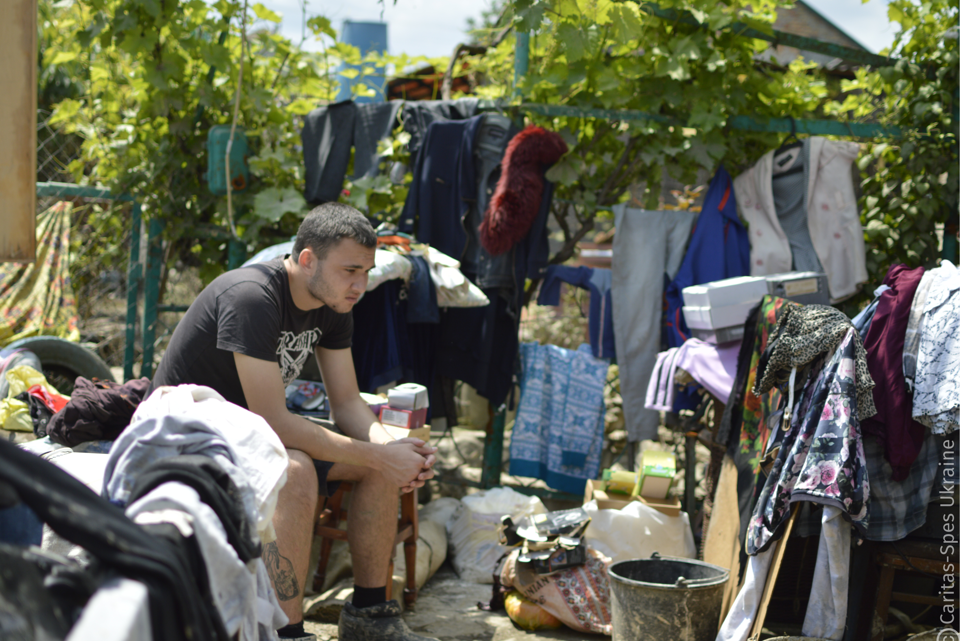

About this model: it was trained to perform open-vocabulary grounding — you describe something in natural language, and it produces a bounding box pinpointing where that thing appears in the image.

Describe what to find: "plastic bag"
[366,249,412,292]
[423,247,489,308]
[504,591,562,631]
[447,487,546,584]
[0,365,66,432]
[582,498,696,563]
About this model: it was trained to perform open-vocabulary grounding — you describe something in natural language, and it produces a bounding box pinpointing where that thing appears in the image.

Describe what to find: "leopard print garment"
[753,304,877,420]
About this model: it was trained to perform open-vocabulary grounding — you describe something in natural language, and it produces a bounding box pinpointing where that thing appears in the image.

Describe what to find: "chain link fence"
[34,109,210,380]
[35,109,133,375]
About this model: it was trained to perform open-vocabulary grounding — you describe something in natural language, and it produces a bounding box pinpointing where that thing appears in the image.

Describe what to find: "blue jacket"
[664,165,750,348]
[537,265,615,360]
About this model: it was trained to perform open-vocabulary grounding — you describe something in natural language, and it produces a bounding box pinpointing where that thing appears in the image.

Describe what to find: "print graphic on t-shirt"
[276,328,323,384]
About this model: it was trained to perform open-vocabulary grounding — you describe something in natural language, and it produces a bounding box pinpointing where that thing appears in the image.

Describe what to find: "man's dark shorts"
[303,417,342,498]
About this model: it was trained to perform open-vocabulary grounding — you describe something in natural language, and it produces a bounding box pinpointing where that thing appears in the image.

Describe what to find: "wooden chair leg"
[386,557,394,601]
[402,488,419,606]
[313,533,335,593]
[871,565,896,641]
[312,484,348,593]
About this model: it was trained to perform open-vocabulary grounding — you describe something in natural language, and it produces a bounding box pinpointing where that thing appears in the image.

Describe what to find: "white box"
[387,383,429,410]
[682,276,769,308]
[683,301,757,330]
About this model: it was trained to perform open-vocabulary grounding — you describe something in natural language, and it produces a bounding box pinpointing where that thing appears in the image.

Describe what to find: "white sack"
[583,499,696,563]
[446,487,545,583]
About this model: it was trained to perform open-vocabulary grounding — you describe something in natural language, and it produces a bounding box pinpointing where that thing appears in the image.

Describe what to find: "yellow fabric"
[0,399,32,432]
[0,201,80,346]
[0,365,66,432]
[5,364,64,397]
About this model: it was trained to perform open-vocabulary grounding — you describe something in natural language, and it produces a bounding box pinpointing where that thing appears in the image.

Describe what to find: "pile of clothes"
[0,384,291,641]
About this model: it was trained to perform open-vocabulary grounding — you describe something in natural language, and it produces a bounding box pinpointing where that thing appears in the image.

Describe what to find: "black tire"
[6,337,115,395]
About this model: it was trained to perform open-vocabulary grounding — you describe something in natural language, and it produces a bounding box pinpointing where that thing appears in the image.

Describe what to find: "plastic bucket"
[608,553,730,641]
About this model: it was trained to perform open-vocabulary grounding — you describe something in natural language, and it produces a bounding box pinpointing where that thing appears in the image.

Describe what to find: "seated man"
[151,203,439,641]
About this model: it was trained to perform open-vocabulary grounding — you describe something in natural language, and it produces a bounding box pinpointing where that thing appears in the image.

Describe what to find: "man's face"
[305,238,376,313]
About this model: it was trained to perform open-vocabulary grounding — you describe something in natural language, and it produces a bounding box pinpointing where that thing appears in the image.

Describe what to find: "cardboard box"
[584,479,683,517]
[387,383,430,410]
[682,276,769,308]
[584,479,637,510]
[639,494,682,517]
[638,451,676,500]
[380,406,427,430]
[382,424,431,443]
[683,301,757,330]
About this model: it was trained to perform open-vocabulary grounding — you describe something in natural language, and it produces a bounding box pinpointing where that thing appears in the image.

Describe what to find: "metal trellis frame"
[35,182,147,382]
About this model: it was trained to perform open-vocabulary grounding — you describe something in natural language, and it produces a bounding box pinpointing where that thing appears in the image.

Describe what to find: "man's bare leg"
[326,462,397,590]
[267,449,319,625]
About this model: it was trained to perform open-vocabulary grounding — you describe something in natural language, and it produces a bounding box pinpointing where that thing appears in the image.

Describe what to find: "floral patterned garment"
[747,328,870,555]
[738,296,802,474]
[913,260,960,434]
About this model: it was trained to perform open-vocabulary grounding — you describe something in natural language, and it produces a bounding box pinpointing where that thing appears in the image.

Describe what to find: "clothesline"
[475,100,904,139]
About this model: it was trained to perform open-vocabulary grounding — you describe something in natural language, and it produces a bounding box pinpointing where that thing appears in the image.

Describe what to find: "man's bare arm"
[316,346,437,487]
[233,352,428,488]
[314,346,394,443]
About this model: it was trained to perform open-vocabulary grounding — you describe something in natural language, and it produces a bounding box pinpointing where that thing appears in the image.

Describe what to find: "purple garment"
[645,339,740,411]
[861,263,926,481]
[674,338,741,404]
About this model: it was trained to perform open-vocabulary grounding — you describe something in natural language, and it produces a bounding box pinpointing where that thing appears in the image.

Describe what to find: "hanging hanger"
[776,116,803,154]
[773,116,804,178]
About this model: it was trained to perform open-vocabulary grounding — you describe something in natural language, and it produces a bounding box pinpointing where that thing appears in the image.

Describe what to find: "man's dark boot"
[338,601,439,641]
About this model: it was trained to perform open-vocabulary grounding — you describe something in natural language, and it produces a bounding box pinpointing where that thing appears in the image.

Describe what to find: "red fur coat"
[479,126,567,256]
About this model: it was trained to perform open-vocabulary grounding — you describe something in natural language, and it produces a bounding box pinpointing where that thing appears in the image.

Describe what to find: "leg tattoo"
[263,541,300,601]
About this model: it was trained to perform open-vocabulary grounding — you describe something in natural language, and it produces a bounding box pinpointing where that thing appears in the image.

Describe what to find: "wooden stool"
[871,540,952,641]
[312,482,419,606]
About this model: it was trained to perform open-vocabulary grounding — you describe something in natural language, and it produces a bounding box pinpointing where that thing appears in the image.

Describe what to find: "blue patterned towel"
[509,343,607,495]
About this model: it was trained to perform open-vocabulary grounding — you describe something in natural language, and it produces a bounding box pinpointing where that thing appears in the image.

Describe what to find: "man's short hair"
[292,203,377,261]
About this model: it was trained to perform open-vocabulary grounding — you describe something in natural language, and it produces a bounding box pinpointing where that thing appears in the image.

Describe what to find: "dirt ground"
[303,564,598,641]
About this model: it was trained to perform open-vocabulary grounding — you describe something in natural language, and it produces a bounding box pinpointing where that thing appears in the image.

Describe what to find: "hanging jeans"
[611,206,695,442]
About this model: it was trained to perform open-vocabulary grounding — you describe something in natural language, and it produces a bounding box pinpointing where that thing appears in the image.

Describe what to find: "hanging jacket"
[399,114,552,289]
[861,264,927,480]
[733,137,867,302]
[664,165,750,348]
[400,115,556,407]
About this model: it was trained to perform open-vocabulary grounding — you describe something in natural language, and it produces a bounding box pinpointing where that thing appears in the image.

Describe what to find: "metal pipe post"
[141,218,164,379]
[513,32,529,96]
[685,431,698,517]
[480,408,507,489]
[228,237,247,270]
[123,203,142,381]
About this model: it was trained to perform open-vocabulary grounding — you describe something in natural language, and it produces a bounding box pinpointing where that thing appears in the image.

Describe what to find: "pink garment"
[674,338,740,403]
[645,347,681,411]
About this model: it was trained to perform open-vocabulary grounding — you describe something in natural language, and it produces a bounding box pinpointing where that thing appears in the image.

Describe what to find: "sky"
[261,0,898,59]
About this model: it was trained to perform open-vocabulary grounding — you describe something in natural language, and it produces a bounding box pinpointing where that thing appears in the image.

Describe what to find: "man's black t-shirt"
[151,258,352,408]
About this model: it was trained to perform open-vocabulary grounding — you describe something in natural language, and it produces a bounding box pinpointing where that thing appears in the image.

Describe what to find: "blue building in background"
[336,21,388,103]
